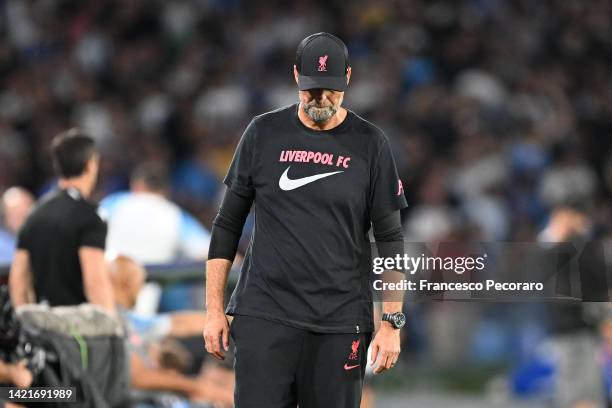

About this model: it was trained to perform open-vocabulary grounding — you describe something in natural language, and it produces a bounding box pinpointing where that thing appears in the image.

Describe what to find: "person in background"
[100,162,211,265]
[0,188,34,266]
[101,162,213,313]
[109,256,209,338]
[0,359,32,408]
[108,255,233,406]
[9,129,114,313]
[538,205,605,407]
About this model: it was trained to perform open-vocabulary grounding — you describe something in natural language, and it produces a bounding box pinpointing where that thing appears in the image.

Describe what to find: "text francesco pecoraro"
[371,253,544,292]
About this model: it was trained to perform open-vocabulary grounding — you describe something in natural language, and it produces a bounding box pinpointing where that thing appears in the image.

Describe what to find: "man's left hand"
[370,323,401,374]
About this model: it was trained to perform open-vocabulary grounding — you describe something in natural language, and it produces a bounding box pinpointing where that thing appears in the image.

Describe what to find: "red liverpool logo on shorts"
[348,339,360,360]
[318,55,328,71]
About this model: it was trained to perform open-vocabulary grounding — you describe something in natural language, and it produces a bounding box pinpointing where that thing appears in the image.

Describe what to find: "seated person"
[108,255,233,407]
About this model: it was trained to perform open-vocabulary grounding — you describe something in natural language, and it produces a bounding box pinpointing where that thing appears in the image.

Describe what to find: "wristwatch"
[382,312,406,329]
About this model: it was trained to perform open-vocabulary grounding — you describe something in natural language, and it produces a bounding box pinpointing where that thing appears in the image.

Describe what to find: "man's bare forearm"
[9,279,34,307]
[382,270,404,324]
[205,259,232,313]
[169,312,206,337]
[372,221,406,325]
[79,247,115,314]
[9,250,35,307]
[84,278,115,313]
[382,300,403,314]
[130,353,197,394]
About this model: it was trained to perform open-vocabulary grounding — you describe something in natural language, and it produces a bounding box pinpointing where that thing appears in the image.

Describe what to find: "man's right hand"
[202,310,230,360]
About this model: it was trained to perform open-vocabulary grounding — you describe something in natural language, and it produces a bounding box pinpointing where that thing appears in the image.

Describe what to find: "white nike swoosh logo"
[278,166,343,191]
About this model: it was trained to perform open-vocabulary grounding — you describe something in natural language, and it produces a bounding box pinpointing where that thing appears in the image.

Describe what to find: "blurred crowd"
[1,0,612,406]
[0,0,611,242]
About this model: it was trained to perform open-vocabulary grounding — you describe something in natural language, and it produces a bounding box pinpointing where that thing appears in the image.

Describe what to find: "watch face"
[393,313,406,329]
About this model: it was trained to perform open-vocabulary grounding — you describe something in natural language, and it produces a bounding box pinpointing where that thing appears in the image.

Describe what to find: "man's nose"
[310,89,324,100]
[312,89,331,103]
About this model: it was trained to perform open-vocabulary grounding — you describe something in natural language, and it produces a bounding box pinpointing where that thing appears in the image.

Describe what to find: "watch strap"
[382,313,397,328]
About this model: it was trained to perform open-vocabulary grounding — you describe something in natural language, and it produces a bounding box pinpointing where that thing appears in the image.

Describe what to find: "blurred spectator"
[9,129,114,313]
[0,0,608,245]
[108,255,207,338]
[538,206,590,243]
[539,142,598,209]
[537,206,606,407]
[100,162,211,264]
[107,255,233,407]
[0,187,34,265]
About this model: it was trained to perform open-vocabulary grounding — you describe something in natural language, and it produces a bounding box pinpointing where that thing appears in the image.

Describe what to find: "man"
[9,129,114,313]
[100,162,211,265]
[203,32,407,407]
[537,205,606,407]
[109,255,210,339]
[0,187,34,266]
[108,255,233,407]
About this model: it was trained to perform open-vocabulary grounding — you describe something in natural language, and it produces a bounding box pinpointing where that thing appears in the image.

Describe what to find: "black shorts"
[230,314,372,408]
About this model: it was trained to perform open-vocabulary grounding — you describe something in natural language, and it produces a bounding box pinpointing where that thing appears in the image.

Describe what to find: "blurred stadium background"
[1,0,612,407]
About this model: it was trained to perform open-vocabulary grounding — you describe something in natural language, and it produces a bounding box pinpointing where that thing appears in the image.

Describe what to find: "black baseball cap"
[295,32,350,92]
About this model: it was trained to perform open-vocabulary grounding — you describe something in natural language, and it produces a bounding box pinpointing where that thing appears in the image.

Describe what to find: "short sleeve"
[369,137,408,222]
[223,119,257,197]
[80,210,107,249]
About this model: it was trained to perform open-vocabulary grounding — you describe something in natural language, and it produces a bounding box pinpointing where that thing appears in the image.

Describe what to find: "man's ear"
[293,65,299,86]
[86,154,99,174]
[85,157,95,175]
[346,66,352,86]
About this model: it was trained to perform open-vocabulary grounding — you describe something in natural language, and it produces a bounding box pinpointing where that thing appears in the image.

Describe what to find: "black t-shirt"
[17,188,107,306]
[224,104,407,333]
